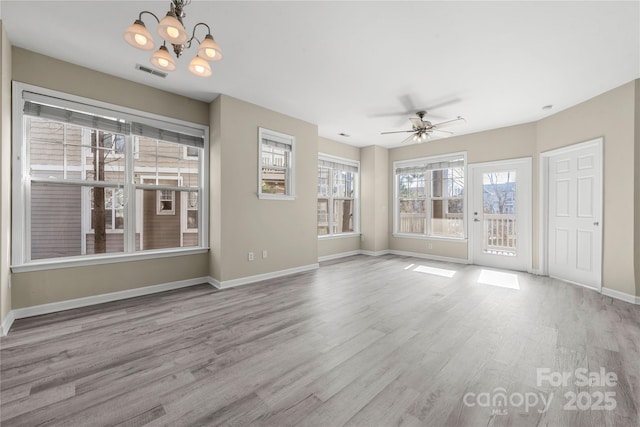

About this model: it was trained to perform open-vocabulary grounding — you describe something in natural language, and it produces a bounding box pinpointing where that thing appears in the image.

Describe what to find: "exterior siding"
[183,233,198,247]
[30,183,81,260]
[142,190,181,250]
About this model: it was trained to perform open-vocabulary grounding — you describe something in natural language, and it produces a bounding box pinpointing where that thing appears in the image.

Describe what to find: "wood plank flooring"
[1,255,639,426]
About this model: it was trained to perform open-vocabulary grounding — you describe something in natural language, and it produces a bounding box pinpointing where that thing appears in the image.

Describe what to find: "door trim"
[539,137,603,289]
[467,157,533,272]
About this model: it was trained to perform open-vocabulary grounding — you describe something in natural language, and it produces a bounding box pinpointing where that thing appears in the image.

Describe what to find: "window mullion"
[328,171,334,235]
[124,134,136,253]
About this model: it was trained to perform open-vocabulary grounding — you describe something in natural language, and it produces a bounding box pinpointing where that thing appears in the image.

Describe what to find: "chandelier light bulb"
[167,27,180,39]
[150,45,176,71]
[135,34,148,45]
[189,56,212,77]
[197,35,223,61]
[123,20,155,50]
[158,13,188,44]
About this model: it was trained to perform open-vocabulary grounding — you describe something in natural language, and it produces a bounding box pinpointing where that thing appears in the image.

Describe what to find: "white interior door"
[469,158,531,271]
[545,139,602,290]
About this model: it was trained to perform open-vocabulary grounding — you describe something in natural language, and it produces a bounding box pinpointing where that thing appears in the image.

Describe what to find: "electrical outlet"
[427,243,433,250]
[248,252,254,261]
[262,250,268,259]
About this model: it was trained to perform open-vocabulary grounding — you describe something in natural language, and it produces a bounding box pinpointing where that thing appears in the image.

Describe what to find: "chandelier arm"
[185,22,213,48]
[138,11,160,24]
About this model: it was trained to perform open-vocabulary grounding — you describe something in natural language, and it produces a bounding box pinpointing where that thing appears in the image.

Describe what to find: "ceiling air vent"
[135,64,167,78]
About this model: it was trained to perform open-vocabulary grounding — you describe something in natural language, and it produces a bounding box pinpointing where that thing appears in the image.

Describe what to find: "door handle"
[474,219,480,222]
[593,222,599,226]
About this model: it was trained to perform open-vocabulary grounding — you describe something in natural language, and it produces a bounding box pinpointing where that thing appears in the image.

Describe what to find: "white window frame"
[317,153,360,238]
[258,127,295,200]
[11,83,210,272]
[393,152,467,240]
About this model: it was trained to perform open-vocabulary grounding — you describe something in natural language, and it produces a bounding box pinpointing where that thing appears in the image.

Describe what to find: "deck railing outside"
[483,213,516,254]
[398,213,516,254]
[398,213,463,236]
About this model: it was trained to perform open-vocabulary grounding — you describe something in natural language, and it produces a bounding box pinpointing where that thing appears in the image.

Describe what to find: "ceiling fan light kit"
[124,0,222,77]
[381,110,465,144]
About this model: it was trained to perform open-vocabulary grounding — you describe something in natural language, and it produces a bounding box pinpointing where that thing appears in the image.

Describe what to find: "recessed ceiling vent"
[135,64,167,78]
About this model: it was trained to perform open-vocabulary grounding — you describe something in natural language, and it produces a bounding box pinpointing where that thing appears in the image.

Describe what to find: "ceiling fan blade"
[433,116,466,128]
[381,130,414,135]
[431,128,454,135]
[400,133,417,144]
[409,117,426,130]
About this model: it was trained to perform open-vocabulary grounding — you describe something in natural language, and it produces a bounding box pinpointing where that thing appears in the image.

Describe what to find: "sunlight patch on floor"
[477,269,520,290]
[413,265,457,278]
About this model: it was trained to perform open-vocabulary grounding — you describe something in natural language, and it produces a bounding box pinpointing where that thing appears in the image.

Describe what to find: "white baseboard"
[209,263,319,290]
[601,287,640,305]
[318,250,362,263]
[388,250,470,265]
[9,276,211,323]
[359,250,391,257]
[318,249,469,265]
[1,311,15,337]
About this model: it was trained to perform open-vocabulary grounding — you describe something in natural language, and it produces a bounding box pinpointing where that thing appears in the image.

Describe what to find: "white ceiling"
[1,1,639,148]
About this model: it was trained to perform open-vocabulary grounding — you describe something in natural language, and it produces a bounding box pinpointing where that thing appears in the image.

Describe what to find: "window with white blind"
[393,153,466,239]
[258,127,295,199]
[12,83,209,269]
[317,154,359,237]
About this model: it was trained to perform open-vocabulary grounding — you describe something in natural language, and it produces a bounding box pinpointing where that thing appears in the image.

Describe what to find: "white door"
[469,158,532,271]
[545,139,602,290]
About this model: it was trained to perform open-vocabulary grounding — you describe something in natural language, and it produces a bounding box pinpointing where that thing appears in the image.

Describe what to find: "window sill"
[392,233,467,242]
[318,232,361,241]
[11,247,210,273]
[258,193,296,201]
[318,232,360,240]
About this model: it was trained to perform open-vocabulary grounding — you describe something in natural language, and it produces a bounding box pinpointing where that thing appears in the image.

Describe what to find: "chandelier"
[124,0,222,77]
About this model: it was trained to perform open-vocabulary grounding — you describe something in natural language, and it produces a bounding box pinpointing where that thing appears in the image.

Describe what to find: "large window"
[394,153,465,239]
[317,155,359,236]
[258,127,295,199]
[12,85,208,267]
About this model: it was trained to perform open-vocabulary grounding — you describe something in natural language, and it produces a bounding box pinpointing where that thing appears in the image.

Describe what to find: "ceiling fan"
[381,111,465,143]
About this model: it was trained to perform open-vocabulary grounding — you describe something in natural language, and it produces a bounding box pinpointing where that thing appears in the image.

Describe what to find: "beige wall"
[1,21,12,327]
[209,95,318,282]
[317,137,361,258]
[388,122,537,261]
[10,48,212,309]
[11,253,209,308]
[318,136,360,160]
[209,96,223,280]
[361,145,389,253]
[537,80,637,297]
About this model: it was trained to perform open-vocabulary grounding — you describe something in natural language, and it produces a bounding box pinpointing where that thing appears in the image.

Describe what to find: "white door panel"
[546,140,602,290]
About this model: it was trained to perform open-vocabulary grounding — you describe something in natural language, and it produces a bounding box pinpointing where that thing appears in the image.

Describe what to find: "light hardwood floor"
[1,255,639,426]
